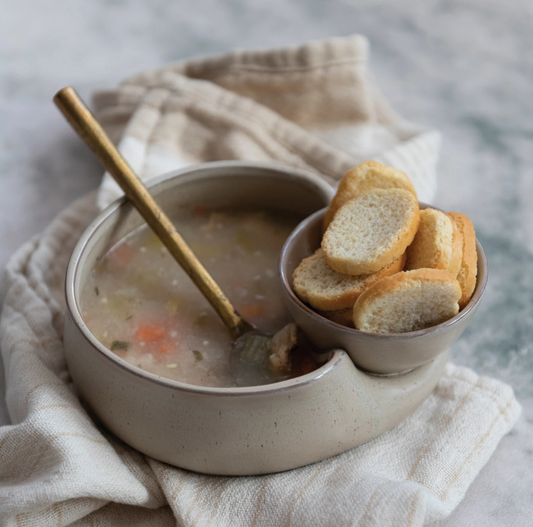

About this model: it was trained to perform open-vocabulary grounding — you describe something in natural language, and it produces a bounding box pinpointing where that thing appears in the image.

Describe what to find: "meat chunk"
[269,323,298,376]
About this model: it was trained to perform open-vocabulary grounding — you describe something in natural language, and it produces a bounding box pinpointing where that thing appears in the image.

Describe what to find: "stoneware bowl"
[280,206,488,375]
[64,161,449,476]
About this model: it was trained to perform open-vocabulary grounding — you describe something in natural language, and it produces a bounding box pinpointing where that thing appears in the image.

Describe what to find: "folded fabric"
[93,35,439,209]
[0,35,520,527]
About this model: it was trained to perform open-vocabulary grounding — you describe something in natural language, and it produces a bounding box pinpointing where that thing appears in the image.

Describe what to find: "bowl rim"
[279,206,489,340]
[65,160,342,397]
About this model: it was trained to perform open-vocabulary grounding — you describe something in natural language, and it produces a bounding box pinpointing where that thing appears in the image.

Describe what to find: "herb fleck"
[193,350,203,362]
[95,286,99,296]
[194,313,210,327]
[111,340,129,351]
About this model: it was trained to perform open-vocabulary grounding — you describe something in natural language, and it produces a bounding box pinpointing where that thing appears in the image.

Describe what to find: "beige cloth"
[94,35,439,209]
[0,36,521,526]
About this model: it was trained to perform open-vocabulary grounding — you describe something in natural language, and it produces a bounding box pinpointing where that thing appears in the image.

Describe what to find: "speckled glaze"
[280,206,488,375]
[64,161,448,475]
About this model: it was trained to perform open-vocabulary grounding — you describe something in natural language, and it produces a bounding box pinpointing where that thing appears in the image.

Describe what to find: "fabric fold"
[0,195,170,526]
[93,35,439,210]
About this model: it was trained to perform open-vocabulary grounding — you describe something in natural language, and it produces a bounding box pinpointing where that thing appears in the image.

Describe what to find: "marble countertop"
[1,0,532,524]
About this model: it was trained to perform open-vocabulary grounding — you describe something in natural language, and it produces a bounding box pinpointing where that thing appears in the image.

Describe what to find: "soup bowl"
[280,206,488,375]
[64,160,449,476]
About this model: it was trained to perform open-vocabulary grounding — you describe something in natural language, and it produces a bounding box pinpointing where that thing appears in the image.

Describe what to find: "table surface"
[1,1,532,524]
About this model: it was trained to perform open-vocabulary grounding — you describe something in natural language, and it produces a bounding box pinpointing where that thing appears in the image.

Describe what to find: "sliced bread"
[322,188,419,275]
[405,208,463,276]
[353,269,462,334]
[293,249,406,311]
[447,212,478,309]
[322,161,417,231]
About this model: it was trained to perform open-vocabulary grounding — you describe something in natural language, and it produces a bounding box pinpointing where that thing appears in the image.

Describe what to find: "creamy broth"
[80,207,319,387]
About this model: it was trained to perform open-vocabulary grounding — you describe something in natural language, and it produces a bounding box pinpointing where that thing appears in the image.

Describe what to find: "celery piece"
[165,298,181,316]
[193,313,210,327]
[111,340,129,351]
[237,333,271,364]
[235,230,256,253]
[254,280,266,295]
[126,270,165,300]
[106,294,135,319]
[144,231,164,250]
[189,242,219,259]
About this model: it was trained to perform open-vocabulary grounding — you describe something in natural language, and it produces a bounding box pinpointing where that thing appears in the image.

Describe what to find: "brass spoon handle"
[54,86,249,339]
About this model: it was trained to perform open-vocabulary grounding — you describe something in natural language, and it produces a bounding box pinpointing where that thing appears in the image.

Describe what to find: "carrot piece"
[136,324,166,342]
[239,305,264,319]
[105,243,135,272]
[193,205,209,215]
[157,341,174,355]
[112,244,134,263]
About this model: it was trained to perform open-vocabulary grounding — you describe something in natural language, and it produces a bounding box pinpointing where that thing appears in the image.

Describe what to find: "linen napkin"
[0,35,521,527]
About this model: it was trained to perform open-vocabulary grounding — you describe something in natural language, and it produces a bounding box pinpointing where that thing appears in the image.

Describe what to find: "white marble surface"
[1,0,532,524]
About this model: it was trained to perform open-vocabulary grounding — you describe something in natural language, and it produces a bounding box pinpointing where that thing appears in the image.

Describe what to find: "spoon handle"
[54,86,250,339]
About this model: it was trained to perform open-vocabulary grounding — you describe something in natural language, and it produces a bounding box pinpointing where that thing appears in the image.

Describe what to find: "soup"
[80,207,320,387]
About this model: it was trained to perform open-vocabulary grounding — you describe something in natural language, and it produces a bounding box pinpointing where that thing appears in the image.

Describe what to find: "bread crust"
[447,212,478,309]
[353,269,462,333]
[448,216,464,278]
[323,161,417,232]
[322,188,419,275]
[293,249,406,311]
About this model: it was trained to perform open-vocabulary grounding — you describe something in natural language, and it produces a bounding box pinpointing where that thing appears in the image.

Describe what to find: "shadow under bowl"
[280,205,488,375]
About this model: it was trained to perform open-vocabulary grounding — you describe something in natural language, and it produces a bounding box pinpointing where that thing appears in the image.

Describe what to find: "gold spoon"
[54,86,252,340]
[54,87,298,375]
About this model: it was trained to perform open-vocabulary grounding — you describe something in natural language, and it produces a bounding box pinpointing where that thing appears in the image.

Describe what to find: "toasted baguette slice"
[322,188,419,275]
[293,249,406,311]
[317,307,355,328]
[353,269,461,334]
[405,208,462,276]
[447,212,478,309]
[323,161,417,232]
